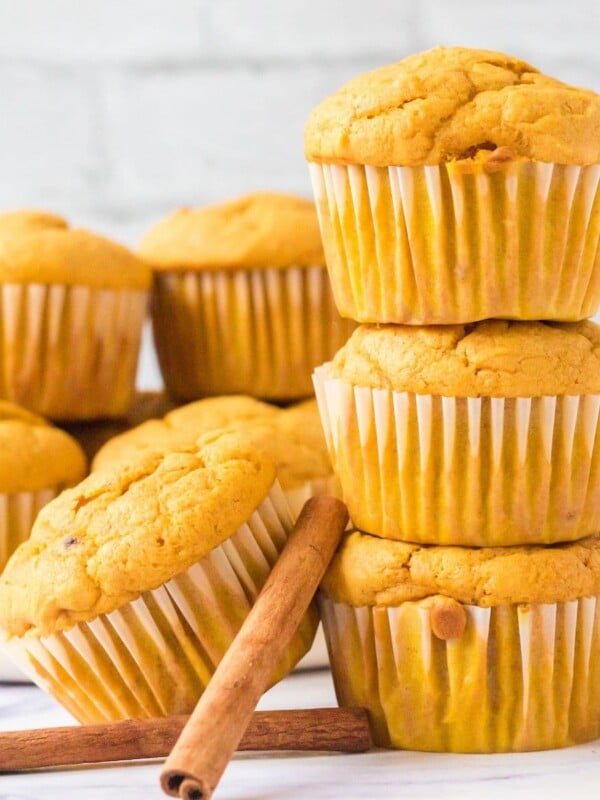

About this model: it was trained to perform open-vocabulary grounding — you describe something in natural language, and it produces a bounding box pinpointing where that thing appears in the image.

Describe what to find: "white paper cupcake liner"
[4,482,318,723]
[0,486,61,572]
[320,592,600,752]
[0,283,148,420]
[314,363,600,546]
[309,161,600,323]
[151,267,355,401]
[282,475,342,522]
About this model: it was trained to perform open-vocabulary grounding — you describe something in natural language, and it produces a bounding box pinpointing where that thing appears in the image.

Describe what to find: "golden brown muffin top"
[198,404,331,489]
[0,212,151,289]
[304,46,600,167]
[0,210,68,234]
[322,530,600,607]
[329,320,600,398]
[138,192,326,271]
[92,395,280,471]
[0,401,86,492]
[92,396,331,490]
[0,432,277,638]
[164,395,279,432]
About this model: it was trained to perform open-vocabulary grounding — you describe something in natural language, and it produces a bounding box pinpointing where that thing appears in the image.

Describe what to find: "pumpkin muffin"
[0,211,151,420]
[93,396,337,521]
[0,431,317,722]
[305,46,600,324]
[91,395,280,471]
[314,319,600,545]
[140,192,355,401]
[0,401,86,572]
[320,529,600,752]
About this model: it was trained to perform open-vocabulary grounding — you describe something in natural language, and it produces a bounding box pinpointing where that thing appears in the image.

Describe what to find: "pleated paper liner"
[0,486,61,572]
[284,474,344,672]
[309,160,600,324]
[3,482,318,723]
[314,363,600,546]
[320,592,600,752]
[283,474,342,521]
[0,283,148,420]
[151,266,355,402]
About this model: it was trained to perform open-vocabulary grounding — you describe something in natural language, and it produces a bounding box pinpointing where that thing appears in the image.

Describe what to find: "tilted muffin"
[0,401,86,571]
[0,432,317,722]
[320,529,600,752]
[314,319,600,545]
[305,46,600,323]
[0,211,151,420]
[140,192,355,401]
[93,396,337,521]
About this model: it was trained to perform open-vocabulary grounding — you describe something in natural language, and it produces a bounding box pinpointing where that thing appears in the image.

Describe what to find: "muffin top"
[93,395,279,471]
[138,192,326,270]
[329,320,600,397]
[92,396,331,489]
[198,403,332,489]
[304,46,600,167]
[164,395,279,432]
[0,210,68,234]
[0,401,86,493]
[0,212,151,289]
[0,432,277,637]
[322,530,600,608]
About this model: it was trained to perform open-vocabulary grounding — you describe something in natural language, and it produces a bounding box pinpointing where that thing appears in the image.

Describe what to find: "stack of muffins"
[305,46,600,752]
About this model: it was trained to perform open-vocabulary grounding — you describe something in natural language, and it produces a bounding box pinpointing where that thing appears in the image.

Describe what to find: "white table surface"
[2,670,600,800]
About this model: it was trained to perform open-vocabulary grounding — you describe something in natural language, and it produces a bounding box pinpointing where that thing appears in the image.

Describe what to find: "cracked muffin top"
[139,192,326,270]
[196,401,332,489]
[0,210,151,289]
[0,432,276,637]
[304,46,600,166]
[92,397,331,490]
[92,395,280,472]
[328,320,600,397]
[0,401,86,493]
[322,530,600,607]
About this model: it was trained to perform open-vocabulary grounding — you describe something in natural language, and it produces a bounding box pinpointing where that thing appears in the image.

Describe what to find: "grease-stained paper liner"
[309,161,600,323]
[320,593,600,752]
[4,483,318,723]
[151,266,355,402]
[0,487,61,572]
[314,364,600,546]
[0,283,148,420]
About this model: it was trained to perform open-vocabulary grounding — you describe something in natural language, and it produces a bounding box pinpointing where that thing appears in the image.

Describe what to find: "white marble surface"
[2,671,600,800]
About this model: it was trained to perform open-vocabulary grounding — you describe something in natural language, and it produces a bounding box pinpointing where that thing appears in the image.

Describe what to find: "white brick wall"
[0,0,597,388]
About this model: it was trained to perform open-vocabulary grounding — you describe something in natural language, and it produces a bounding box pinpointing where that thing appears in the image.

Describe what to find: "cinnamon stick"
[0,707,370,772]
[161,495,351,800]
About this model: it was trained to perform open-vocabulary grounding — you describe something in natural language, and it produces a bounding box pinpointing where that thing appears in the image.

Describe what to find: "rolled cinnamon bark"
[161,495,351,800]
[0,707,371,772]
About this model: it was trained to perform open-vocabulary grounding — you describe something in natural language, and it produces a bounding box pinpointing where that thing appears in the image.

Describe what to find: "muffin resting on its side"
[0,401,86,571]
[320,529,600,752]
[305,46,600,324]
[315,319,600,545]
[0,211,151,420]
[140,192,355,401]
[0,432,317,723]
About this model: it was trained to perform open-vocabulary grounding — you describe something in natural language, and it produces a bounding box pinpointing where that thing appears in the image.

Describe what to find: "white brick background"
[0,0,597,388]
